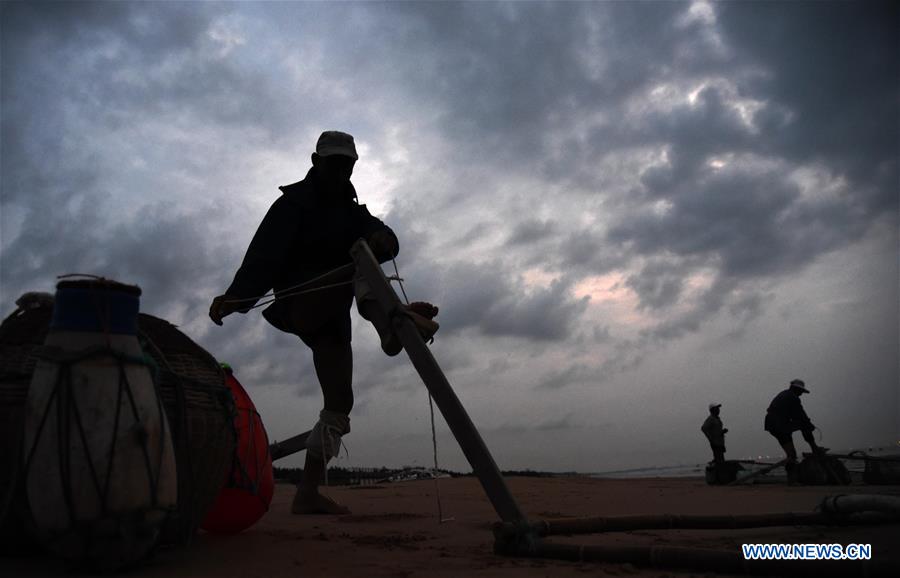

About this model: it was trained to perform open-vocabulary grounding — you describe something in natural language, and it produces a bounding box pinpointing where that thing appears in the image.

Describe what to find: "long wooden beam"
[350,239,527,525]
[729,459,788,485]
[270,430,311,462]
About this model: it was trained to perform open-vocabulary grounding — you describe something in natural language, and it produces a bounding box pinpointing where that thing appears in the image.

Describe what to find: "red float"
[200,364,274,534]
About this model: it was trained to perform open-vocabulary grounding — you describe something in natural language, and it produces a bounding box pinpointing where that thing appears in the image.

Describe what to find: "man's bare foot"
[291,491,351,515]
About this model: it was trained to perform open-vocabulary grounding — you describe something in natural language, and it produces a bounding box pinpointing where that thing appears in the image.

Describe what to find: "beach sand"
[5,476,900,577]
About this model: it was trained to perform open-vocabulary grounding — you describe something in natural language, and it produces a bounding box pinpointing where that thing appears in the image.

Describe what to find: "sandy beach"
[4,475,899,577]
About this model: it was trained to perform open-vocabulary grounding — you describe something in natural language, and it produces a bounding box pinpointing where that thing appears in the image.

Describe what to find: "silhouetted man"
[701,402,728,464]
[209,131,411,514]
[764,379,825,482]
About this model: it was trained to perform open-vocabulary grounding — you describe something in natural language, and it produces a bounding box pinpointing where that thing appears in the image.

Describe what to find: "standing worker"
[701,403,728,464]
[764,379,826,482]
[209,130,436,514]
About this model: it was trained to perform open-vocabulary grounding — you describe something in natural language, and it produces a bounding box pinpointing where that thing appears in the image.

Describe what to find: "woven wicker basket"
[0,304,52,550]
[0,302,236,548]
[137,314,237,545]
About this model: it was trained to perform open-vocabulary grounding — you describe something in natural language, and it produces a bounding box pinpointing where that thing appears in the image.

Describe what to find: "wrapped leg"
[305,410,350,461]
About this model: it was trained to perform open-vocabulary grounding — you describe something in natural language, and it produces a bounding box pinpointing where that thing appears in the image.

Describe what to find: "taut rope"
[219,263,404,311]
[387,257,452,523]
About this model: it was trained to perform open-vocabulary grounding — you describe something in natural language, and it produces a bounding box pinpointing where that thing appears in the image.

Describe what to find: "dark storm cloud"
[397,0,895,292]
[479,276,588,341]
[554,228,627,275]
[585,2,894,361]
[485,413,576,435]
[536,364,594,391]
[2,3,217,263]
[609,165,866,280]
[380,202,590,345]
[0,1,282,385]
[0,0,321,215]
[1,2,233,137]
[368,0,893,359]
[1,0,210,49]
[386,1,691,166]
[724,291,771,339]
[1,186,112,298]
[1,192,230,310]
[642,276,735,344]
[505,218,558,246]
[433,261,589,342]
[378,201,434,277]
[1,2,276,308]
[625,260,685,311]
[716,0,899,203]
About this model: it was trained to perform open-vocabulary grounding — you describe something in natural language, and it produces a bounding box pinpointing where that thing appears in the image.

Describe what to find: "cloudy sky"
[2,1,897,475]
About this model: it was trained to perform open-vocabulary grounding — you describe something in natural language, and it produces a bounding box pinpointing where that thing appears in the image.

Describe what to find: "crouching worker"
[209,131,437,514]
[764,378,827,484]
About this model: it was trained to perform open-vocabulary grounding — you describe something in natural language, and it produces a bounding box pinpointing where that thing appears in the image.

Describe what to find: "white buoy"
[22,278,177,569]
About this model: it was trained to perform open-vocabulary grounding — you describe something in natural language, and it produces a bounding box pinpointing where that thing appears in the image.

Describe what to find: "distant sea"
[590,444,900,479]
[590,463,706,479]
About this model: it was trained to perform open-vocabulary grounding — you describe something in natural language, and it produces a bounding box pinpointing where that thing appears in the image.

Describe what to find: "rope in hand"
[389,256,452,523]
[220,264,403,311]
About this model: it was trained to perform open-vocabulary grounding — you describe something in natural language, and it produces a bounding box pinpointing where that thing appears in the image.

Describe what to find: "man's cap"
[708,403,721,411]
[790,378,810,393]
[316,130,358,160]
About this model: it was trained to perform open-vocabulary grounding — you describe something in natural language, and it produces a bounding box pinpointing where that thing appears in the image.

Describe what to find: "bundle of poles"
[493,494,900,576]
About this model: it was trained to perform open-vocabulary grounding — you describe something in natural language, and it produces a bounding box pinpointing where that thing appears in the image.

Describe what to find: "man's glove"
[722,428,729,434]
[209,294,242,326]
[408,301,439,320]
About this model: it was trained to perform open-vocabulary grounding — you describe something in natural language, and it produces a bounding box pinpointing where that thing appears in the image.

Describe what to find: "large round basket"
[0,303,50,552]
[0,299,236,549]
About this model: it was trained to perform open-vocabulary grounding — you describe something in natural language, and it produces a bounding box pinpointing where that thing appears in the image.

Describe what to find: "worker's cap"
[789,379,810,393]
[708,403,722,410]
[315,130,358,160]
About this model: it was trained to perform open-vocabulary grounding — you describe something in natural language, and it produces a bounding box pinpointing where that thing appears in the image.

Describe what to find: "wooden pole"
[729,458,788,485]
[528,541,896,577]
[531,512,830,536]
[828,453,900,463]
[516,510,897,538]
[269,430,311,462]
[350,240,528,526]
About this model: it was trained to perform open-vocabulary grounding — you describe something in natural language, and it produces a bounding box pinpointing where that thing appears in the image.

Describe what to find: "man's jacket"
[701,414,725,447]
[764,389,815,435]
[226,167,398,311]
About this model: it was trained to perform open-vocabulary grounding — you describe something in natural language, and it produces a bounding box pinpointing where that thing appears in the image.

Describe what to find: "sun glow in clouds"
[573,273,653,330]
[521,268,561,290]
